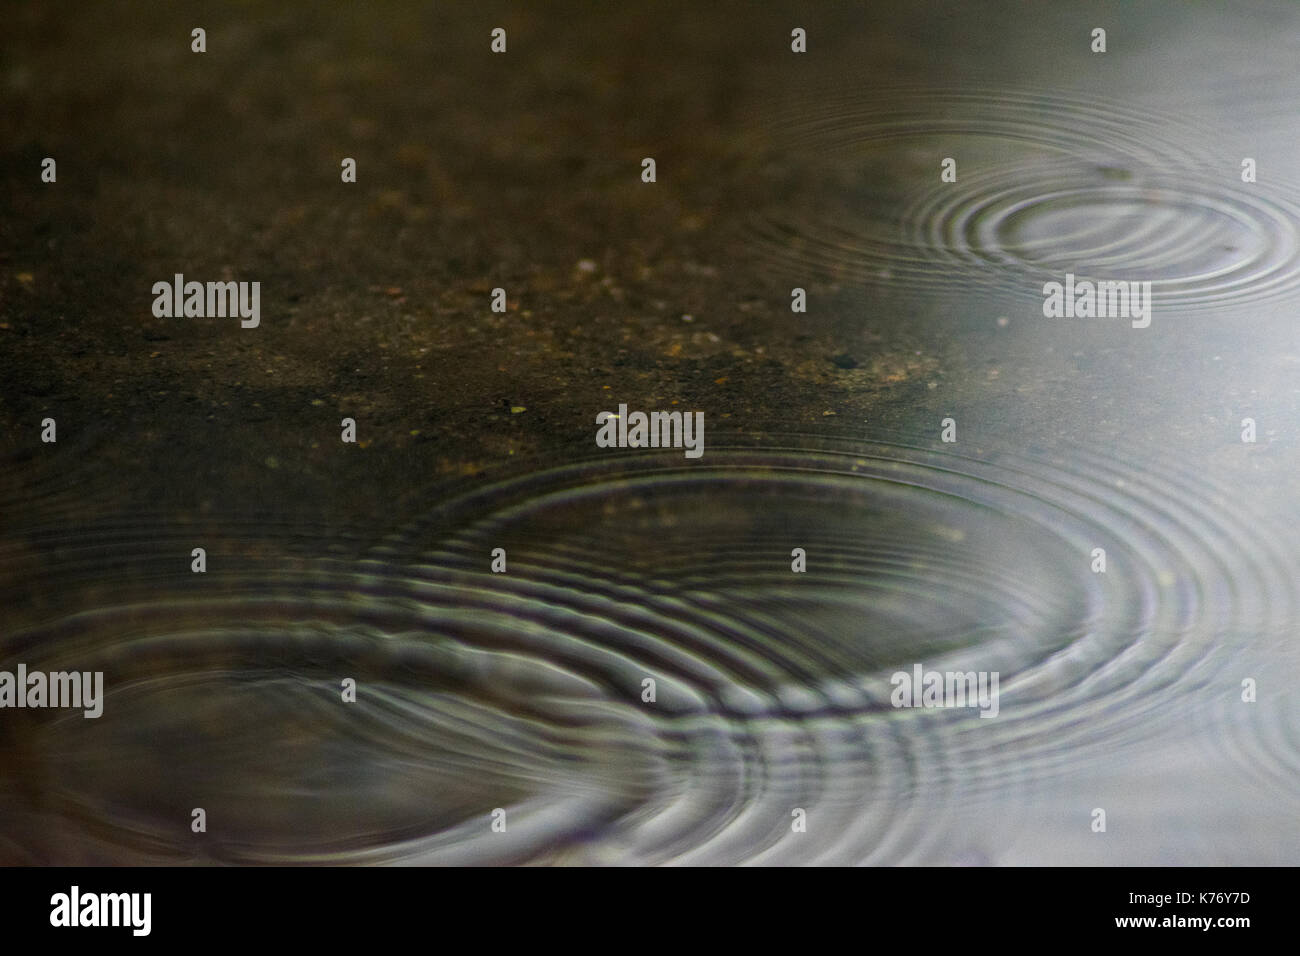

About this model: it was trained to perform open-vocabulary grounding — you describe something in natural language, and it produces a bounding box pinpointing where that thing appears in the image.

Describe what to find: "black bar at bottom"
[1,865,1280,943]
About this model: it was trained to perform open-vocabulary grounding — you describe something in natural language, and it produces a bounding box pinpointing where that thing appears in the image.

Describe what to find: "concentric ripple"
[742,87,1300,312]
[4,433,1292,864]
[904,164,1300,310]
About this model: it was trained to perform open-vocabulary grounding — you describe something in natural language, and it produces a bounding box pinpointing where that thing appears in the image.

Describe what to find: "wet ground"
[2,1,1299,863]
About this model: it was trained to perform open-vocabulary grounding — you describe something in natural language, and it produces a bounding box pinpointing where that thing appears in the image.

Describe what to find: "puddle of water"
[4,0,1300,865]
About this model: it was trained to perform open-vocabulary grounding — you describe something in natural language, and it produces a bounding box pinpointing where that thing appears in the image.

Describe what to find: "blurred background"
[2,0,1299,864]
